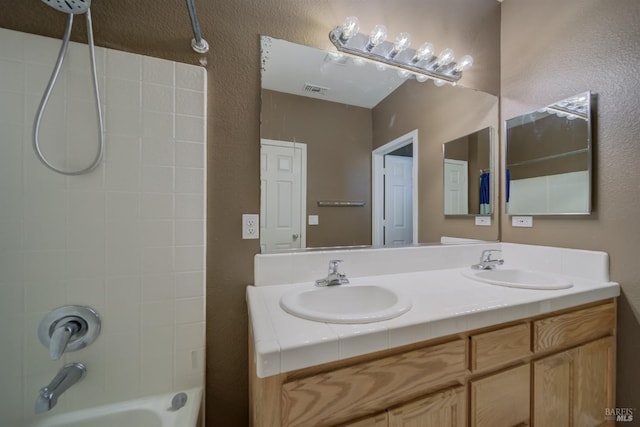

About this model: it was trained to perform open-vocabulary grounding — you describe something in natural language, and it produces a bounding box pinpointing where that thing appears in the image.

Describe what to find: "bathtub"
[30,388,202,427]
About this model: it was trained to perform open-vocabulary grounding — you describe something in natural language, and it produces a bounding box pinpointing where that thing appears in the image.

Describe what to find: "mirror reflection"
[443,127,494,216]
[506,92,593,215]
[260,36,499,253]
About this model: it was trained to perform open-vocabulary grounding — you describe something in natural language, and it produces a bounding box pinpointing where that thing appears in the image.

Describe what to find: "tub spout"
[35,363,86,414]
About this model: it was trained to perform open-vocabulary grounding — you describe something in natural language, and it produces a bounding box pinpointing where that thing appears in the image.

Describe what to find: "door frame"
[260,138,307,250]
[372,130,419,246]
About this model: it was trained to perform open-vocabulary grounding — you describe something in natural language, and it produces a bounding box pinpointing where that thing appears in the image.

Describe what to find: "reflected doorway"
[260,139,307,252]
[372,130,419,246]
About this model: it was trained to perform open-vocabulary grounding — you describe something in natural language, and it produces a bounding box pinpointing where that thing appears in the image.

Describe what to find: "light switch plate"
[512,216,533,227]
[242,214,259,239]
[475,216,491,226]
[308,215,319,225]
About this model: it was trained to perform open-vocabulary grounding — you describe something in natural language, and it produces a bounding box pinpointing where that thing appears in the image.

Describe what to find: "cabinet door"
[573,337,615,426]
[470,364,530,427]
[533,350,572,427]
[388,387,465,427]
[340,412,388,427]
[533,337,615,427]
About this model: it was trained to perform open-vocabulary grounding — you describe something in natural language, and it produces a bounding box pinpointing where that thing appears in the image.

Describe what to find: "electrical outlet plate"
[512,216,533,227]
[475,216,491,226]
[242,214,259,239]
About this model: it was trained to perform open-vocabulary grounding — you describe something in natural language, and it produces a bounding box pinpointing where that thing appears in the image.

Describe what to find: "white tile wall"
[0,28,206,426]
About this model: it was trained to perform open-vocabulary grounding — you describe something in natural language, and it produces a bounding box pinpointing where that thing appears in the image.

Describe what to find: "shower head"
[41,0,91,14]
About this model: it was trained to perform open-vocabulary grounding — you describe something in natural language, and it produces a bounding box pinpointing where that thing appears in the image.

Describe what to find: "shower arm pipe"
[33,10,105,176]
[185,0,209,53]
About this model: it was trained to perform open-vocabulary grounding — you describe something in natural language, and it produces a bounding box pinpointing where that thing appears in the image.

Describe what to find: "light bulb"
[433,79,446,87]
[436,48,455,67]
[397,69,410,78]
[455,54,474,72]
[340,16,360,41]
[368,24,387,49]
[392,32,411,54]
[416,74,428,82]
[413,42,434,62]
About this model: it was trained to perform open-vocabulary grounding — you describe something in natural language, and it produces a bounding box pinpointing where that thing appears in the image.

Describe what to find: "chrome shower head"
[41,0,91,14]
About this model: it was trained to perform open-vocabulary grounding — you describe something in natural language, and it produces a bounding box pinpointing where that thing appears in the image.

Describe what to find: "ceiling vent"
[303,83,330,96]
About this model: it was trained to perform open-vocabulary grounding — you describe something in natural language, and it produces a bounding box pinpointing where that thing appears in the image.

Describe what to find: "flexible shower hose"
[33,9,104,176]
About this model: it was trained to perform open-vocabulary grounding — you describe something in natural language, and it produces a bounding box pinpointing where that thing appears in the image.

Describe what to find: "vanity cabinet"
[250,299,616,427]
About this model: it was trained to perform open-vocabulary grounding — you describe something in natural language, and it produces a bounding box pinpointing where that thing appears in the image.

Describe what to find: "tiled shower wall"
[0,28,206,426]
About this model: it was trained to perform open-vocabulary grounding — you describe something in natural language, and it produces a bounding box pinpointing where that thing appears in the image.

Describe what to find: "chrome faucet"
[472,249,504,270]
[315,259,349,287]
[35,363,86,414]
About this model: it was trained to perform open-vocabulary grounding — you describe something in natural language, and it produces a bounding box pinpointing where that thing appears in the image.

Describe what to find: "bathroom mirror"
[505,92,593,215]
[260,35,499,252]
[443,127,494,216]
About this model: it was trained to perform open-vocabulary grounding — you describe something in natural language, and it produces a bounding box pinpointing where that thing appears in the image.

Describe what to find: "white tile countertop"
[247,243,620,378]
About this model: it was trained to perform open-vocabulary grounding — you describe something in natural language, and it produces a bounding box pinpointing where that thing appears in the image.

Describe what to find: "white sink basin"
[280,285,412,323]
[463,268,573,290]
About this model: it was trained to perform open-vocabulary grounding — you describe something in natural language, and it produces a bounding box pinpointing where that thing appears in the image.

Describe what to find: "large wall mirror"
[443,127,494,216]
[505,92,593,215]
[260,35,499,253]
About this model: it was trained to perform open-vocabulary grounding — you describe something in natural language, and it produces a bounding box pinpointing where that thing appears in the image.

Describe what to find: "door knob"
[292,233,299,241]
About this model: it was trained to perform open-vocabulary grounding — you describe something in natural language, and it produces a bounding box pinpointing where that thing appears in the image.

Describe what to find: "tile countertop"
[247,267,619,378]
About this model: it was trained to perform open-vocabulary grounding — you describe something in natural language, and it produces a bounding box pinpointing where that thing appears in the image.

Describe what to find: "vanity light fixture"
[329,16,473,85]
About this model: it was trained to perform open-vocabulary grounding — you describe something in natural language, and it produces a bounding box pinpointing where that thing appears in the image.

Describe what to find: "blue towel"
[480,172,490,214]
[506,168,511,203]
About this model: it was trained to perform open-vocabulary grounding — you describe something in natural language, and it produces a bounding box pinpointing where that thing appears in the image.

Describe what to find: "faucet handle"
[328,259,343,274]
[481,249,502,262]
[49,321,80,360]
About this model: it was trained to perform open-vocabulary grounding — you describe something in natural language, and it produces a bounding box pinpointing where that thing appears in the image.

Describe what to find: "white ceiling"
[260,36,407,109]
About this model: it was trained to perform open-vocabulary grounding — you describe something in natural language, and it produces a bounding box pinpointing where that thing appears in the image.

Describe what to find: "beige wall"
[507,114,589,179]
[501,0,640,412]
[1,0,500,425]
[373,80,500,242]
[261,90,372,248]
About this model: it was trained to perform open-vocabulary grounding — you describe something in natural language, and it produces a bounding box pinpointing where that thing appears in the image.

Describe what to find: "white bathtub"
[30,388,202,427]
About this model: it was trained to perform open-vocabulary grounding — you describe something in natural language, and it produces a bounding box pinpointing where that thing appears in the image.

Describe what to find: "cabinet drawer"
[281,339,468,427]
[471,323,531,371]
[533,302,615,353]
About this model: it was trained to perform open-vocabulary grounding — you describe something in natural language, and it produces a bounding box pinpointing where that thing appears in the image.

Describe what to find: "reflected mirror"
[443,127,494,216]
[260,35,499,253]
[506,92,593,215]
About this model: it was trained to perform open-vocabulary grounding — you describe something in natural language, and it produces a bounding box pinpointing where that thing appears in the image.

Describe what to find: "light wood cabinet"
[533,336,615,427]
[470,364,530,427]
[250,299,616,427]
[388,387,465,427]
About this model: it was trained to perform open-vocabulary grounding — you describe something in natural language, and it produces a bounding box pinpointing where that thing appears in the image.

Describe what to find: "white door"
[443,159,468,215]
[260,140,306,252]
[384,155,413,245]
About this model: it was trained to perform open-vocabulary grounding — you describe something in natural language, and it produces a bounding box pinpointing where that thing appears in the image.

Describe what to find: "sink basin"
[280,285,412,323]
[463,268,573,290]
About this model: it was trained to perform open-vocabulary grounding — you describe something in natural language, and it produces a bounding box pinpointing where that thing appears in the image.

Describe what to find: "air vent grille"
[303,83,330,96]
